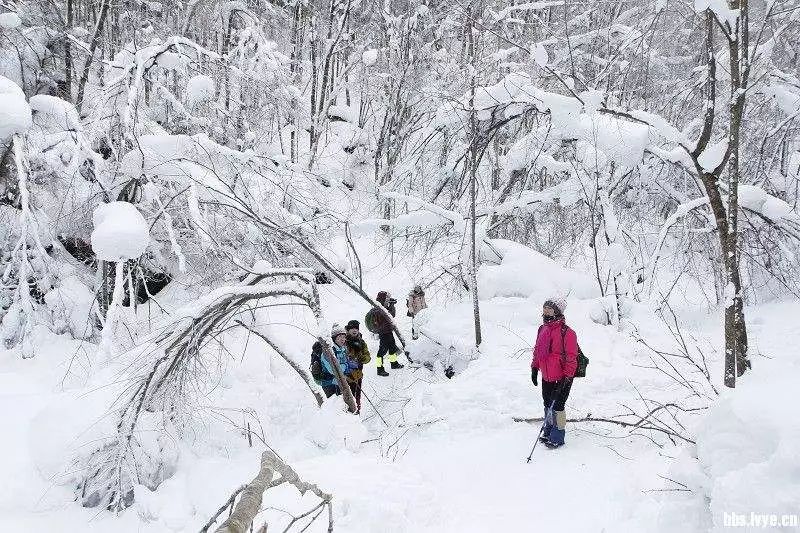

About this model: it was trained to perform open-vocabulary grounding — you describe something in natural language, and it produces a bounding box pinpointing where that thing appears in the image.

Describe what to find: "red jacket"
[531,319,578,382]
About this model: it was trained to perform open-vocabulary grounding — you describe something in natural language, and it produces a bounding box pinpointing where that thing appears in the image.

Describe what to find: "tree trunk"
[467,4,482,347]
[693,8,750,388]
[309,17,318,150]
[289,4,303,164]
[723,0,750,386]
[222,13,234,112]
[0,142,18,206]
[319,339,358,413]
[241,323,325,407]
[76,0,111,109]
[64,0,73,101]
[214,452,275,533]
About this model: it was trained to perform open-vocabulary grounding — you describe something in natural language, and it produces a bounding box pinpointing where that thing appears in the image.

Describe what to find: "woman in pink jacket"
[531,297,577,448]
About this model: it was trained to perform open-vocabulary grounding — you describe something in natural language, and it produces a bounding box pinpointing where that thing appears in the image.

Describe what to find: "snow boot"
[545,410,567,448]
[377,366,389,377]
[388,352,404,369]
[544,428,565,448]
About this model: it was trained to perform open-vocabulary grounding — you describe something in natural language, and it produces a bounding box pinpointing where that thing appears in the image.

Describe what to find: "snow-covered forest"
[1,0,799,531]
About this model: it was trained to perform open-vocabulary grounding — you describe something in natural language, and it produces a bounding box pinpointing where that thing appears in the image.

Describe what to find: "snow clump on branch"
[0,76,31,141]
[90,202,151,261]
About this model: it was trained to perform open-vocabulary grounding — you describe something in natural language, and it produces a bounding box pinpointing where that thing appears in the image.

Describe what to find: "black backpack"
[558,324,589,378]
[309,342,333,384]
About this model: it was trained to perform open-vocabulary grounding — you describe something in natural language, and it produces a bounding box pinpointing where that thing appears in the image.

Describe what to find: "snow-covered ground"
[1,238,798,532]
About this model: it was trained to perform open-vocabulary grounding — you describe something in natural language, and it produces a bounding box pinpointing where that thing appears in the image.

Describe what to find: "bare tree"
[466,3,482,347]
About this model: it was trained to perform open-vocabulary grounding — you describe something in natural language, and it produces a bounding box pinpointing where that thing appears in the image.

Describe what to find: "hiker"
[372,290,403,376]
[530,297,578,449]
[406,285,427,340]
[317,324,356,398]
[345,319,371,413]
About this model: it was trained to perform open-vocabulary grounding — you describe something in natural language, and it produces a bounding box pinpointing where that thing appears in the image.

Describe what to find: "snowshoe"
[390,361,404,369]
[377,366,390,377]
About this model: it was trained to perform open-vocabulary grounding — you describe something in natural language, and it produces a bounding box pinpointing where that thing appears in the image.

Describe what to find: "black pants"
[376,331,399,361]
[541,378,573,411]
[322,385,339,398]
[350,379,362,412]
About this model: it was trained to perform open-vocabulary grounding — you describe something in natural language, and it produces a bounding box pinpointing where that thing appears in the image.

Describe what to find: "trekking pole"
[526,398,556,463]
[526,380,566,463]
[360,388,390,427]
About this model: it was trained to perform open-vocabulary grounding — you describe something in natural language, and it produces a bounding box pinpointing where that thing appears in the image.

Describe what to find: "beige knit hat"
[331,323,347,339]
[544,297,567,315]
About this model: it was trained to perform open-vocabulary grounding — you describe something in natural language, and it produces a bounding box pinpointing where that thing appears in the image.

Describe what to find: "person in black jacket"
[373,291,403,376]
[345,320,371,412]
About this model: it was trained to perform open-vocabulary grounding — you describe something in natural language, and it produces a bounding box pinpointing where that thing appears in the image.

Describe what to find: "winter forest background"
[1,0,799,531]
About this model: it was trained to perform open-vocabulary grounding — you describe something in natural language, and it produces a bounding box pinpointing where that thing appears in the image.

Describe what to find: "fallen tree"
[204,449,333,533]
[77,269,354,512]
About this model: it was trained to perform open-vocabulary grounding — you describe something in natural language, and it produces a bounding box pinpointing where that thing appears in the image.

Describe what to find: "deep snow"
[0,237,797,532]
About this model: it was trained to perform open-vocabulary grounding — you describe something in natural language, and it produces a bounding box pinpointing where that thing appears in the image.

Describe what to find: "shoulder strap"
[560,324,568,362]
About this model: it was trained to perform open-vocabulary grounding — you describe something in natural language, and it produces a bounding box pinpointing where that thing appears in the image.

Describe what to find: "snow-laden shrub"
[43,273,96,339]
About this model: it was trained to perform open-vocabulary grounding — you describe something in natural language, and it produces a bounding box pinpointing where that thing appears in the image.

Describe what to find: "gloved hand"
[531,367,538,386]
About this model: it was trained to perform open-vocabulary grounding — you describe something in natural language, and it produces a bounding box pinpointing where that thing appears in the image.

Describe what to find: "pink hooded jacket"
[531,319,578,382]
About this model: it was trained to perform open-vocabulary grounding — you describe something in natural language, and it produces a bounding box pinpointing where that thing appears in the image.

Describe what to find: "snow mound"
[44,275,96,339]
[762,83,800,115]
[532,42,549,66]
[0,75,31,141]
[578,113,649,172]
[362,49,378,66]
[738,184,795,221]
[697,369,800,531]
[655,307,800,532]
[329,104,358,123]
[91,201,150,261]
[698,140,727,173]
[120,134,198,179]
[0,12,22,29]
[477,239,597,301]
[185,74,215,107]
[409,308,477,375]
[29,386,119,483]
[305,397,368,452]
[693,0,739,27]
[29,94,81,131]
[118,134,238,196]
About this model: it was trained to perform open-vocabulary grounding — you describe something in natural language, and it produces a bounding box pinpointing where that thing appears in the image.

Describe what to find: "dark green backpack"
[364,308,379,334]
[560,324,589,378]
